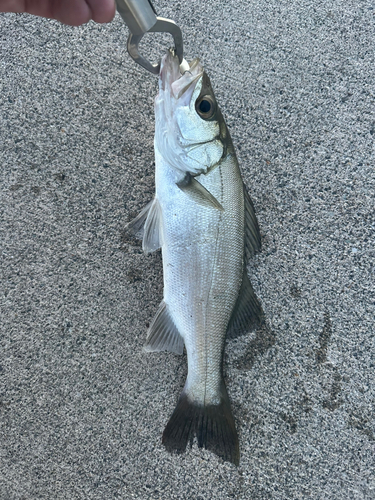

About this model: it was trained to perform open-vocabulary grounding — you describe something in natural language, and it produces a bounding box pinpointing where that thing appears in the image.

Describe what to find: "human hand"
[0,0,116,26]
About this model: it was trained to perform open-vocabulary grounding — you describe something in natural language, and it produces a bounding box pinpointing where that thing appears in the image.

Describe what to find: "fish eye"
[196,95,216,120]
[199,99,211,113]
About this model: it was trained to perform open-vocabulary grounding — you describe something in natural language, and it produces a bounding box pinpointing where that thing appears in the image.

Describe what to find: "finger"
[0,0,116,25]
[85,0,115,24]
[51,0,92,26]
[0,0,90,25]
[0,0,29,13]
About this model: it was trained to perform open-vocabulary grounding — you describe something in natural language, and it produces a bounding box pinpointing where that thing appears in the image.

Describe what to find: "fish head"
[155,50,229,175]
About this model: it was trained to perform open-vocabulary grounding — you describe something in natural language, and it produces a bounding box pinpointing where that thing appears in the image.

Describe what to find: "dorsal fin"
[243,184,261,260]
[227,270,263,338]
[143,301,184,355]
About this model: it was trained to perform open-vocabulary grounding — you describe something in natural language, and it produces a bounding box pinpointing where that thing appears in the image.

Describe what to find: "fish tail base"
[162,386,239,465]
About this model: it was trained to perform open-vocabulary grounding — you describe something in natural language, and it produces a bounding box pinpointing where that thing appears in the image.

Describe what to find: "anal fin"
[227,270,263,339]
[144,301,184,355]
[177,173,223,211]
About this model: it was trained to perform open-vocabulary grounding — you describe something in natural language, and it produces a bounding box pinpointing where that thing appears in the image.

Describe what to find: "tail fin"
[162,383,239,465]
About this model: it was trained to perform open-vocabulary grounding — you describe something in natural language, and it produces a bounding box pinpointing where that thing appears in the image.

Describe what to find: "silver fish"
[128,50,262,465]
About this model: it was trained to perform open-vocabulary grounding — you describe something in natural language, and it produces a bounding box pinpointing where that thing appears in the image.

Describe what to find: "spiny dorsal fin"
[244,184,261,259]
[177,173,223,211]
[227,270,263,339]
[143,301,184,355]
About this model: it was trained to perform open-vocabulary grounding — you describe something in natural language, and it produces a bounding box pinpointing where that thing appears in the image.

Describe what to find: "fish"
[127,50,262,465]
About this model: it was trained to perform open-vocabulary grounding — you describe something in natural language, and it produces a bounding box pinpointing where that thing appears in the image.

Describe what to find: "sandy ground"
[1,1,374,498]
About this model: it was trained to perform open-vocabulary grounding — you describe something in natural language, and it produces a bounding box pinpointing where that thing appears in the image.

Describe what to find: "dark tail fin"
[162,383,239,466]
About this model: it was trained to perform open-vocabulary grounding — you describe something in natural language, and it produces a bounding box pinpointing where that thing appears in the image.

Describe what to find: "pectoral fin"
[177,173,223,211]
[143,301,184,355]
[227,270,263,339]
[126,198,163,254]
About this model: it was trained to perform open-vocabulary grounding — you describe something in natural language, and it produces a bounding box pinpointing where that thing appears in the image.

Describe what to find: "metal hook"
[127,17,184,75]
[116,0,183,75]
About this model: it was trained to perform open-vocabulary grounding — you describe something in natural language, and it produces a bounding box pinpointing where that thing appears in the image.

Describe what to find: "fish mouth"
[159,50,203,103]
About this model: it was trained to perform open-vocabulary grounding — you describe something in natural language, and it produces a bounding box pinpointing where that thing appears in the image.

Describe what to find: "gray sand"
[1,1,374,498]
